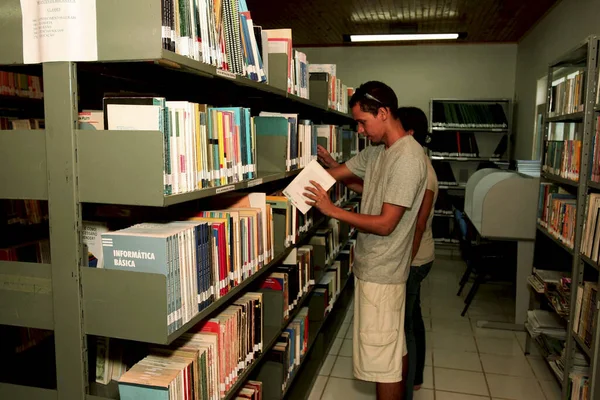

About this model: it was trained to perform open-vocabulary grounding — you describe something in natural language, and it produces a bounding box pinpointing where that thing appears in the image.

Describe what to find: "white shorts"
[353,278,407,383]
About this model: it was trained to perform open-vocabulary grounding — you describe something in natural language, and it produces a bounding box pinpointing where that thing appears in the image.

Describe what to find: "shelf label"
[216,69,236,80]
[20,0,99,64]
[216,184,236,194]
[247,178,263,188]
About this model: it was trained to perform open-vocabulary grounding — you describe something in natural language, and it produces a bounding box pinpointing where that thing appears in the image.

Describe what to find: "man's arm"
[328,164,364,194]
[411,189,435,260]
[330,202,406,236]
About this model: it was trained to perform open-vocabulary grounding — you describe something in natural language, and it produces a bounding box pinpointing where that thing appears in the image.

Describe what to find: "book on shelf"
[537,183,577,248]
[308,64,350,113]
[548,70,585,117]
[430,131,480,157]
[0,239,50,263]
[581,193,600,263]
[103,97,258,195]
[117,292,263,399]
[78,110,104,130]
[83,221,109,268]
[431,101,508,129]
[570,371,590,400]
[159,0,266,82]
[0,325,53,355]
[543,140,581,181]
[0,70,43,99]
[589,116,600,182]
[572,281,598,348]
[94,337,127,385]
[1,199,48,226]
[235,380,263,400]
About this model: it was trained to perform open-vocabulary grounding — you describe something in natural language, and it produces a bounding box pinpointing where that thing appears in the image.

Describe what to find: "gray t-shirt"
[345,135,427,284]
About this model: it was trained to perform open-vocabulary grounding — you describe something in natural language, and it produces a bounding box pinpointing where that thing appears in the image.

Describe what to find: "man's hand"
[304,180,337,217]
[317,145,340,169]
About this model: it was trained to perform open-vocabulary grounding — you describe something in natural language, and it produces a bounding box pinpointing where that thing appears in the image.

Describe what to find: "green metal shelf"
[0,261,54,330]
[546,111,585,123]
[536,224,574,255]
[0,383,57,400]
[541,172,579,188]
[0,130,48,200]
[588,180,600,191]
[431,126,508,133]
[581,254,600,271]
[572,331,593,358]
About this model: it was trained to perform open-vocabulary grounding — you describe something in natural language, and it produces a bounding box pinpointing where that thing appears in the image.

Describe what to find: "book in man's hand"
[283,160,336,214]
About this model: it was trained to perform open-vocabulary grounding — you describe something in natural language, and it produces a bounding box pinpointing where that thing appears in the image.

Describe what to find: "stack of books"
[548,70,586,117]
[581,193,600,263]
[543,140,581,181]
[537,183,577,248]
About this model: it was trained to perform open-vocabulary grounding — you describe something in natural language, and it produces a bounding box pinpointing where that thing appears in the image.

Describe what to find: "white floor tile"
[344,312,354,324]
[413,388,434,400]
[479,353,534,377]
[470,321,518,339]
[433,349,482,372]
[319,355,337,376]
[346,326,354,339]
[308,375,328,400]
[431,317,473,335]
[422,366,433,389]
[339,339,353,357]
[436,391,489,400]
[486,373,545,400]
[432,332,477,352]
[434,368,489,396]
[330,356,354,379]
[337,323,351,339]
[423,317,431,332]
[527,356,557,382]
[321,377,376,400]
[538,378,562,400]
[329,338,343,356]
[476,336,523,356]
[425,348,432,366]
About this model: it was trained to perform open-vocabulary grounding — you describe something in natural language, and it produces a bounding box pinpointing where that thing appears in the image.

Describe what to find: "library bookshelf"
[526,35,600,399]
[427,98,512,247]
[0,1,360,399]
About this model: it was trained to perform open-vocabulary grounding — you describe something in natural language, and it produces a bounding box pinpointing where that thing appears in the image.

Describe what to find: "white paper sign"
[20,0,98,64]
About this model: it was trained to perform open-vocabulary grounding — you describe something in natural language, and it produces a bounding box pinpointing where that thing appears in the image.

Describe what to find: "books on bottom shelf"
[0,239,50,263]
[581,193,600,263]
[234,381,263,400]
[572,281,598,348]
[267,308,309,392]
[527,269,571,317]
[118,292,264,400]
[526,310,566,339]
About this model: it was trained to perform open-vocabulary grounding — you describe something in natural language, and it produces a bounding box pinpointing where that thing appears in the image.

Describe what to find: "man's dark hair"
[349,81,399,118]
[397,106,430,146]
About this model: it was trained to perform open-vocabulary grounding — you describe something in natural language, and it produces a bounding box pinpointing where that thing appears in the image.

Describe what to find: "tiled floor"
[309,256,563,400]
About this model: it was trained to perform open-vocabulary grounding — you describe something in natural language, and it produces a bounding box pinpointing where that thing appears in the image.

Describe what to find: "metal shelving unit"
[0,1,358,398]
[428,98,513,246]
[525,35,600,399]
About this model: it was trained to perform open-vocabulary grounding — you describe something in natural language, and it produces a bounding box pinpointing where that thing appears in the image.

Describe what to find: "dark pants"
[404,261,433,400]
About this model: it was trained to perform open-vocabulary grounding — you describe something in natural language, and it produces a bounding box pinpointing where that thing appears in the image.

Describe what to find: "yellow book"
[217,111,226,186]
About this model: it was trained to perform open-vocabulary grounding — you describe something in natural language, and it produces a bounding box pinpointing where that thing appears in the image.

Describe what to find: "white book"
[283,160,336,214]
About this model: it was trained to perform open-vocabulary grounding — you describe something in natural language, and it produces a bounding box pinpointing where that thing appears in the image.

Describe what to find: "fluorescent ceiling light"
[349,33,460,42]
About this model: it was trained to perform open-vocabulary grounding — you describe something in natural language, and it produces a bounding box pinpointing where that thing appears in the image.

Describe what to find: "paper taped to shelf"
[20,0,98,64]
[283,160,336,214]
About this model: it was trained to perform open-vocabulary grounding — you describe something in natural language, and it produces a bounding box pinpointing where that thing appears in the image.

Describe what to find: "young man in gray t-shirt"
[305,81,426,400]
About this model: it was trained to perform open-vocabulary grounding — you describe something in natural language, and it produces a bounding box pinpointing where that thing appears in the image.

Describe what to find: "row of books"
[537,183,577,249]
[85,97,354,196]
[431,102,508,129]
[548,70,585,118]
[1,200,48,226]
[0,117,44,130]
[573,281,598,348]
[99,193,279,334]
[429,131,481,158]
[269,308,309,393]
[542,140,581,181]
[581,193,600,263]
[117,292,264,400]
[0,239,50,263]
[0,326,53,355]
[0,71,43,99]
[589,116,600,182]
[570,371,591,400]
[308,64,352,113]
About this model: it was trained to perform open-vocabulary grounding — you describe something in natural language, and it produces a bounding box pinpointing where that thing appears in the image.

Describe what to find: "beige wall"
[299,44,517,121]
[514,0,600,159]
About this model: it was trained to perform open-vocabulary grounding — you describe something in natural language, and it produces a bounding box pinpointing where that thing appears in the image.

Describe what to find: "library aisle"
[309,256,562,400]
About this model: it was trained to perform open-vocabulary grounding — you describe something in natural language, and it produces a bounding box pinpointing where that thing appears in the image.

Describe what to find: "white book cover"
[83,221,109,268]
[283,160,336,214]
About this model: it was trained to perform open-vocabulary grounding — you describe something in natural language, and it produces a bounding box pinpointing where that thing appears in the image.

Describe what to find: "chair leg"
[461,271,485,317]
[457,261,473,296]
